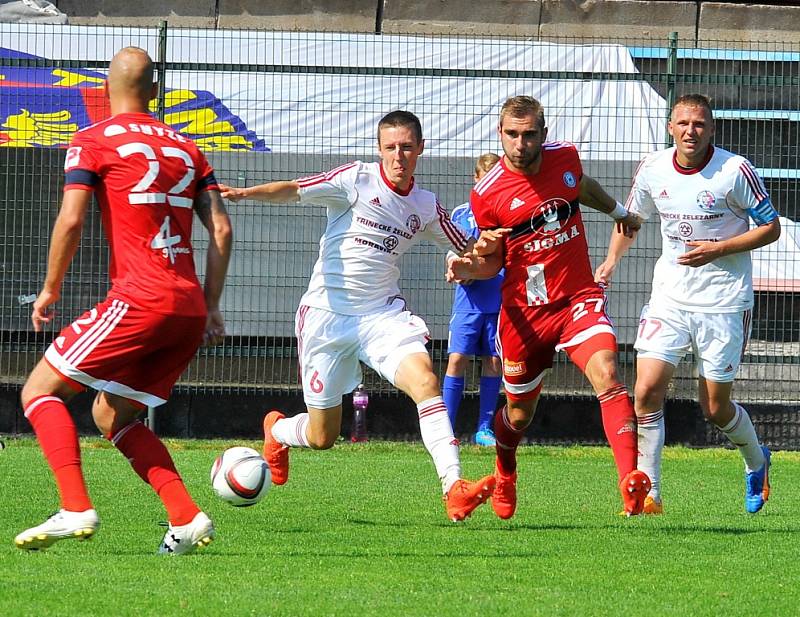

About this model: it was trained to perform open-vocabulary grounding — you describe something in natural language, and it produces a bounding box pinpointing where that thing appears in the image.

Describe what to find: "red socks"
[598,384,638,481]
[493,405,526,475]
[110,421,199,526]
[24,395,92,512]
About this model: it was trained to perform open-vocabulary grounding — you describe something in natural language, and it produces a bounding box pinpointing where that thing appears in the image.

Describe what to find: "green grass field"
[1,437,798,616]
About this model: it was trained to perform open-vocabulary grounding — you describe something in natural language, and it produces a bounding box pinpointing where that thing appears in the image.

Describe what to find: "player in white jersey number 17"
[596,93,780,515]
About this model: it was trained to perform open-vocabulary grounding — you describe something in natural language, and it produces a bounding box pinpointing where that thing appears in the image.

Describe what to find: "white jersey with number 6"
[627,145,778,313]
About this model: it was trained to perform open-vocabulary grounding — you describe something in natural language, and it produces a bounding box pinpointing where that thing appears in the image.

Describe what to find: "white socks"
[271,414,311,448]
[418,396,462,494]
[637,401,765,502]
[637,409,665,501]
[720,401,765,473]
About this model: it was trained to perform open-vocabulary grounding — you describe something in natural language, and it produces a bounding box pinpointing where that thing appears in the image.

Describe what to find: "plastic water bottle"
[351,384,369,443]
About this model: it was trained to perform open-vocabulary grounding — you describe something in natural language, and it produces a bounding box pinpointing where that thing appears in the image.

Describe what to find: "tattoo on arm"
[194,190,228,229]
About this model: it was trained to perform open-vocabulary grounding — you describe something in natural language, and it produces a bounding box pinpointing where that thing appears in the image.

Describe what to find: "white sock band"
[637,409,665,500]
[720,401,765,473]
[418,396,462,494]
[271,414,311,448]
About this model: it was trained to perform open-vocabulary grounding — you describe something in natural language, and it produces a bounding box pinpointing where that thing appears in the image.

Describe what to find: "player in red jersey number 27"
[449,95,651,518]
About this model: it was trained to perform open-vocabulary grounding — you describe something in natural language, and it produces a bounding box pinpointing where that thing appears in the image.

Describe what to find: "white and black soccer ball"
[210,446,271,507]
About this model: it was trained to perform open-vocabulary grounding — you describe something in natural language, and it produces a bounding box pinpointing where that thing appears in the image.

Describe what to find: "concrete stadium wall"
[50,1,800,45]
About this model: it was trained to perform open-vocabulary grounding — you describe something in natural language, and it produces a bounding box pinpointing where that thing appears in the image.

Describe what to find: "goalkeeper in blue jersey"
[443,153,504,446]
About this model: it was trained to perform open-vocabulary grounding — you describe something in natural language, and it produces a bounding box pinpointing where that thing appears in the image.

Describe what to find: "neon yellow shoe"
[643,495,663,515]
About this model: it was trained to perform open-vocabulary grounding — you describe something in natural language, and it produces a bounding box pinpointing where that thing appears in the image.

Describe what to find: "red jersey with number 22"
[471,142,597,307]
[63,112,218,316]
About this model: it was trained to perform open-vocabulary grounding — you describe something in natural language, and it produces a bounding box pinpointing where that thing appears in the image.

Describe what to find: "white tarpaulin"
[1,25,667,158]
[753,218,800,291]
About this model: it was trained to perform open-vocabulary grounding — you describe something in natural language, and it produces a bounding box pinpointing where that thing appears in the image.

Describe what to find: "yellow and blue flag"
[0,47,268,152]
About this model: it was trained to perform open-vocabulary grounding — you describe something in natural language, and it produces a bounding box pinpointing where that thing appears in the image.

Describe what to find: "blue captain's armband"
[747,198,779,226]
[64,169,99,187]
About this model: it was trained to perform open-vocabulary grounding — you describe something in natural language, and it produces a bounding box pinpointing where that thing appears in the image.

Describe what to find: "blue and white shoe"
[474,428,496,447]
[745,446,771,514]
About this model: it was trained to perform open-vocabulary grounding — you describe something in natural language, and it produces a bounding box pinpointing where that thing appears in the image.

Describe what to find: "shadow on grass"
[348,517,626,533]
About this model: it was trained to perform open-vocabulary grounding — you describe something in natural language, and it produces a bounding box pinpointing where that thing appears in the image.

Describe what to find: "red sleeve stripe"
[63,184,95,193]
[473,161,504,196]
[625,157,649,208]
[297,162,358,187]
[436,200,468,251]
[739,161,769,202]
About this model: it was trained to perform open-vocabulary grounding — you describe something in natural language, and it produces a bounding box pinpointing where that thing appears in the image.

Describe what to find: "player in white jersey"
[595,94,781,514]
[220,110,495,522]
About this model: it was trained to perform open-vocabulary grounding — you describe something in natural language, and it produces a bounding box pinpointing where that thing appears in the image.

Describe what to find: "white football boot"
[158,511,215,556]
[15,508,99,550]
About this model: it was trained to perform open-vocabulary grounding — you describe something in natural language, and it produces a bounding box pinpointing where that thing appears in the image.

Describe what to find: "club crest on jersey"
[562,171,577,188]
[383,235,399,251]
[696,190,716,211]
[406,214,421,233]
[531,198,571,236]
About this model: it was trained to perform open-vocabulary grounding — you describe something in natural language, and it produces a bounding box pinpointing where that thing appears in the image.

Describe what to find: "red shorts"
[44,296,205,407]
[498,288,617,399]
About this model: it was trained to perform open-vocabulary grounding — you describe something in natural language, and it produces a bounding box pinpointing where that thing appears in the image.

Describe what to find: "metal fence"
[1,24,798,405]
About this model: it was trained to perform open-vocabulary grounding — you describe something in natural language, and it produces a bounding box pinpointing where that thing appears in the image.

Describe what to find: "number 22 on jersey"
[117,141,195,265]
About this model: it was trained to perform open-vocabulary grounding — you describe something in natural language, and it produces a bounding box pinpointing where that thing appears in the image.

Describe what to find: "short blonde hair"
[499,96,546,129]
[672,93,714,121]
[474,153,500,176]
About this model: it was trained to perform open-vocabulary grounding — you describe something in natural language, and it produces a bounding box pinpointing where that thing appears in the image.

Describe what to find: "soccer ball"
[210,446,271,507]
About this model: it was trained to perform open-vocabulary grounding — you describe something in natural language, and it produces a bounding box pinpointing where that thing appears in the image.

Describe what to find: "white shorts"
[634,303,752,383]
[295,299,430,408]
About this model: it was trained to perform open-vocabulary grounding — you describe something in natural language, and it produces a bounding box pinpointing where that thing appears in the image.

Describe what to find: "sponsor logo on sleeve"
[64,146,82,170]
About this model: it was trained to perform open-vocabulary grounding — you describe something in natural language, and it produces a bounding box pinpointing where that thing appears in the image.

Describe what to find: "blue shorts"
[448,312,499,357]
